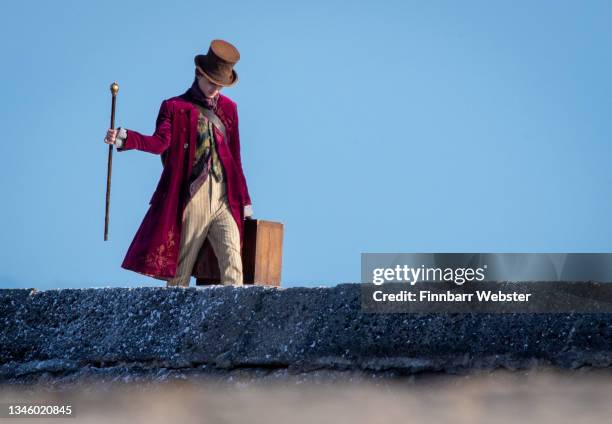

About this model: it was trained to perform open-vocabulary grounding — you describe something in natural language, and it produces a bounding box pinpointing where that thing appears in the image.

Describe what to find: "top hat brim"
[194,55,238,87]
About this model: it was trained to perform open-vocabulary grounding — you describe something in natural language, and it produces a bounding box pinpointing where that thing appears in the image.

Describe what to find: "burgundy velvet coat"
[117,92,252,280]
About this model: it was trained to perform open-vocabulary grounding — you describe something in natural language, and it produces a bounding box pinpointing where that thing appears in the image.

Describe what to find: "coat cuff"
[244,204,253,218]
[115,127,127,149]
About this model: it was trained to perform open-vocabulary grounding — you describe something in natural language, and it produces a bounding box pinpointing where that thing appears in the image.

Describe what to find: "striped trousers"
[165,174,243,287]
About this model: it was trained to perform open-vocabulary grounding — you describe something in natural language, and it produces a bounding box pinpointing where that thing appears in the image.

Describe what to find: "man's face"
[197,72,223,98]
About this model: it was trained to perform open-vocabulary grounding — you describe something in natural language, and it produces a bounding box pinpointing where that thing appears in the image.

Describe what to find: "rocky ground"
[1,284,611,422]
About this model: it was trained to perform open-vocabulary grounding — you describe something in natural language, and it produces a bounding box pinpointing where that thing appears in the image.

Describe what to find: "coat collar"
[180,80,219,111]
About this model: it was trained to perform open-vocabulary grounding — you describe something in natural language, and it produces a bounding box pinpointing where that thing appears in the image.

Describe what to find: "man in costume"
[104,39,253,287]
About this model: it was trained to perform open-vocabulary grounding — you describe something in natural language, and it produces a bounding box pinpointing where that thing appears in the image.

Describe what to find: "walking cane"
[104,81,119,241]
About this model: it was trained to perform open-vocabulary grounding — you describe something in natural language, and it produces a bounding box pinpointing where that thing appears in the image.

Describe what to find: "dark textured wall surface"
[1,284,611,384]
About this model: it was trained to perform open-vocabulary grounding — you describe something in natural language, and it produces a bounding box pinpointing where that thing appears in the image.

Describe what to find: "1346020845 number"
[2,403,73,417]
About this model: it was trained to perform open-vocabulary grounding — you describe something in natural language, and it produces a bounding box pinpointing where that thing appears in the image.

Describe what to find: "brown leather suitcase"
[192,219,283,287]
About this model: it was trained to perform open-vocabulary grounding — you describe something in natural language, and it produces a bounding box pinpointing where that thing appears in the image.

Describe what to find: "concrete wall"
[1,284,611,383]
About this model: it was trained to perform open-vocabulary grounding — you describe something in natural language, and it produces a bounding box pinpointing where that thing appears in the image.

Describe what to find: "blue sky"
[2,0,612,289]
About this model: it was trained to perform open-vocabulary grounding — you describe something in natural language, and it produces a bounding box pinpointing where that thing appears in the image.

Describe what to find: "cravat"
[193,113,223,182]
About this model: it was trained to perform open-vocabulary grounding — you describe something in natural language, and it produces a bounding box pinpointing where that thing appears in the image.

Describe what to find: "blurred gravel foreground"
[1,369,612,423]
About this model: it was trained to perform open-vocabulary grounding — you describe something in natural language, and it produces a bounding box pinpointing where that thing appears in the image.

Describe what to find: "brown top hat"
[194,39,240,87]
